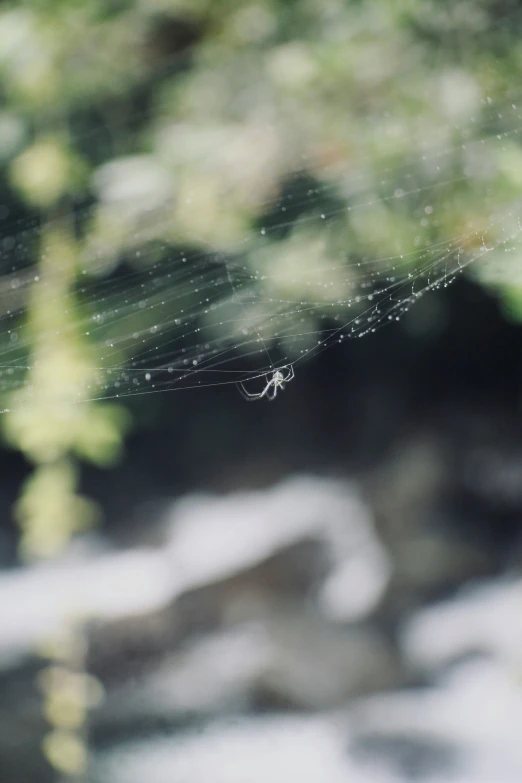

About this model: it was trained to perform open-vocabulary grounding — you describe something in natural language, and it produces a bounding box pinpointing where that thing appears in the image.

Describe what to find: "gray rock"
[255,607,402,710]
[88,536,328,682]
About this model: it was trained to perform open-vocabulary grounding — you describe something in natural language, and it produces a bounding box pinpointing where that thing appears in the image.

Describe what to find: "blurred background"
[2,1,522,781]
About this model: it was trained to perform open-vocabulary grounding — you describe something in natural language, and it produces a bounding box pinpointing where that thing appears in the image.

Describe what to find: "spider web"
[0,67,521,410]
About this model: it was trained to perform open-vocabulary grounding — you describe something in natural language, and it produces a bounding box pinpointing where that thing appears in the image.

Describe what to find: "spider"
[237,364,295,401]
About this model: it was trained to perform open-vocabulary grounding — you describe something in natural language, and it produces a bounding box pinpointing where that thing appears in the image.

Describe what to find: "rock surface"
[0,473,521,782]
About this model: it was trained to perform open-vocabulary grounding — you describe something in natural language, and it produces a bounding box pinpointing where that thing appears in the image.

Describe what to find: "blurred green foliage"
[0,0,521,568]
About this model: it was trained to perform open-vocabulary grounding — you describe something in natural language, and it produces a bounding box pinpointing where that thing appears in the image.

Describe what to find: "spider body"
[237,365,294,401]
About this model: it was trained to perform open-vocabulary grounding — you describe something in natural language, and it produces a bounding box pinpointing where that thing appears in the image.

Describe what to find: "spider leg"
[237,380,269,400]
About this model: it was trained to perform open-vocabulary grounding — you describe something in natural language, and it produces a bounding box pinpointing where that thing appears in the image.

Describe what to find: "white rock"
[350,659,522,783]
[401,577,522,671]
[0,476,382,667]
[95,714,393,783]
[0,546,173,666]
[165,475,389,613]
